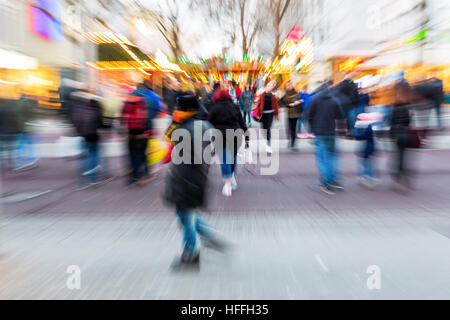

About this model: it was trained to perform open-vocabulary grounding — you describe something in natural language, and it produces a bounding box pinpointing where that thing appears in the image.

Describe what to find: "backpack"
[71,98,100,137]
[121,95,148,131]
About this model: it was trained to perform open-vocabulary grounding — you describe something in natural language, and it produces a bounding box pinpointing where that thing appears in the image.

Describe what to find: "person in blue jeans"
[163,93,228,270]
[308,84,346,195]
[314,136,338,187]
[175,205,218,258]
[81,140,100,186]
[298,85,312,134]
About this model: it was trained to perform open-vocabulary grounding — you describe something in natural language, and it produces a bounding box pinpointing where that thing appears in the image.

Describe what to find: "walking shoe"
[358,176,375,190]
[230,174,238,190]
[329,181,344,191]
[82,165,101,176]
[222,183,232,197]
[13,160,38,172]
[265,144,273,154]
[202,236,230,252]
[319,184,336,195]
[170,252,200,272]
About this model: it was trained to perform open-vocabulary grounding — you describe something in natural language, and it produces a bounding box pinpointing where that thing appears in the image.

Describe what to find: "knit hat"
[177,93,200,111]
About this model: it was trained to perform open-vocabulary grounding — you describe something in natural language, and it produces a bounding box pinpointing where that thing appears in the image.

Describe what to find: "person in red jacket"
[255,80,279,153]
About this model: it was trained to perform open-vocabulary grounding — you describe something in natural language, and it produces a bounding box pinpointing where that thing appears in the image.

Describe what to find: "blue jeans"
[218,148,237,179]
[358,157,374,178]
[314,135,339,186]
[81,140,100,184]
[175,205,216,255]
[297,116,310,134]
[14,133,39,167]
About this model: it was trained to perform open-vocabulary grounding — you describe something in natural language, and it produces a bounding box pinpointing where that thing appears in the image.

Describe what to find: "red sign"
[286,25,303,43]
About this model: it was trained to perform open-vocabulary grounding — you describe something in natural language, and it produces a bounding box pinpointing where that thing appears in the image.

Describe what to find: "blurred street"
[2,146,450,299]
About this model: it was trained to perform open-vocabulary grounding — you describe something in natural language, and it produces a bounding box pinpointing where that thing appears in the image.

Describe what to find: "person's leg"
[289,118,298,147]
[175,205,199,259]
[261,114,269,142]
[325,136,338,184]
[266,113,274,144]
[436,103,442,128]
[128,136,139,182]
[297,116,303,134]
[314,136,326,186]
[365,157,373,178]
[219,148,233,180]
[396,138,404,178]
[85,141,98,184]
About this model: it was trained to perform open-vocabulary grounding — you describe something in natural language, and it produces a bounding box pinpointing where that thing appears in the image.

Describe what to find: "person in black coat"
[207,89,249,197]
[390,81,413,188]
[162,92,227,269]
[308,86,347,194]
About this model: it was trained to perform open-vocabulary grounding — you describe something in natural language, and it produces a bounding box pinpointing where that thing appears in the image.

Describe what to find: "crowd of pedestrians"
[1,73,445,269]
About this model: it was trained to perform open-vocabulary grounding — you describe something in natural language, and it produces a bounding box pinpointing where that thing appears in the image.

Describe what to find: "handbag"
[251,109,261,122]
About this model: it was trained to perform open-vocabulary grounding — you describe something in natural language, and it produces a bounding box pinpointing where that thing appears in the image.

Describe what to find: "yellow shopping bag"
[147,138,169,166]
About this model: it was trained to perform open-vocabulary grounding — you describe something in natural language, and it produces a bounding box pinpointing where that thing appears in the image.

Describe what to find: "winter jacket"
[349,124,375,158]
[207,95,248,151]
[162,113,213,209]
[390,104,410,137]
[307,88,346,136]
[132,86,162,129]
[281,89,302,119]
[0,99,23,134]
[69,91,103,142]
[239,90,255,112]
[255,92,279,118]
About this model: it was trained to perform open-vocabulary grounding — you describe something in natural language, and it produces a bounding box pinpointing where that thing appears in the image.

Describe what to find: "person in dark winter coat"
[239,85,254,126]
[164,80,183,116]
[333,79,360,132]
[208,89,249,197]
[413,77,444,128]
[390,81,412,188]
[162,92,226,269]
[195,82,221,121]
[308,86,347,195]
[69,89,104,189]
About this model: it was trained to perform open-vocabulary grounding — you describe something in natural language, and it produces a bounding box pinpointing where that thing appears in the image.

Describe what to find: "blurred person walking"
[390,81,414,190]
[121,93,152,186]
[164,80,183,116]
[0,97,23,170]
[333,78,360,134]
[413,76,444,130]
[13,94,40,171]
[69,87,105,190]
[308,84,347,195]
[198,82,221,120]
[297,85,313,137]
[239,85,255,126]
[255,80,279,154]
[208,89,249,197]
[132,79,163,132]
[348,112,382,189]
[280,81,303,151]
[163,93,227,270]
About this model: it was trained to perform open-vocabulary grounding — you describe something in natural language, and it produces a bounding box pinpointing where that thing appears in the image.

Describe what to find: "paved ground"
[1,147,450,299]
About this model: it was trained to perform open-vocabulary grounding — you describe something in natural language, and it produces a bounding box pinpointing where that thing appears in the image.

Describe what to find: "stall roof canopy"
[97,43,151,62]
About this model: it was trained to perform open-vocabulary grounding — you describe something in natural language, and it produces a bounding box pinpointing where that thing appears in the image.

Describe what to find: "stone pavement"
[1,150,450,299]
